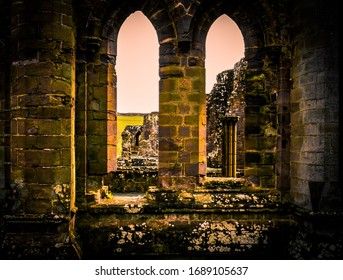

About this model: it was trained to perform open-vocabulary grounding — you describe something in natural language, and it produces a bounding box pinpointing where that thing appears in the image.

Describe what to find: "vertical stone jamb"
[158,47,206,192]
[75,62,88,204]
[277,50,291,193]
[75,29,117,198]
[84,60,117,192]
[244,47,278,188]
[222,117,239,177]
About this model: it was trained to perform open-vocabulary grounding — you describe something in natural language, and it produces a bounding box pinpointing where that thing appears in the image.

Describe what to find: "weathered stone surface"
[206,59,247,171]
[76,210,295,259]
[0,0,340,260]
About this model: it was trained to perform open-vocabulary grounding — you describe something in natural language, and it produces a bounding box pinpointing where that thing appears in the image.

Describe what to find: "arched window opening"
[116,11,159,176]
[117,11,159,114]
[205,14,245,178]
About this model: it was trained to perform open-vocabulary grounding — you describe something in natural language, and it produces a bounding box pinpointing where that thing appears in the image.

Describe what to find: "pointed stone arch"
[205,14,245,177]
[116,10,159,113]
[74,0,291,200]
[189,0,290,189]
[74,1,178,197]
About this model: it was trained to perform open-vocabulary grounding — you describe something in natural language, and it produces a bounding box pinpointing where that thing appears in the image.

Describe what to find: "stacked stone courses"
[290,0,339,211]
[8,0,76,216]
[0,0,340,259]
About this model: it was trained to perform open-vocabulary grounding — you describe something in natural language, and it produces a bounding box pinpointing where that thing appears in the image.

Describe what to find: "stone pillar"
[158,63,206,192]
[2,0,79,258]
[244,48,278,188]
[75,35,117,200]
[222,117,239,177]
[83,63,117,191]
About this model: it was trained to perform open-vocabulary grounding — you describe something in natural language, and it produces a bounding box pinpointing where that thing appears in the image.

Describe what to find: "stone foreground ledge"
[87,178,281,214]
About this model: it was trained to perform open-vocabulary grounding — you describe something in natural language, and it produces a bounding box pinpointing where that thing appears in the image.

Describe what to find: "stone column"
[158,62,206,192]
[83,62,117,191]
[222,117,239,177]
[244,47,278,188]
[75,34,117,201]
[3,0,79,258]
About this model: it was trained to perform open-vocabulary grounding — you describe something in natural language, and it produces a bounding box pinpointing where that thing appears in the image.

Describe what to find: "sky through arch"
[116,11,159,113]
[205,14,245,93]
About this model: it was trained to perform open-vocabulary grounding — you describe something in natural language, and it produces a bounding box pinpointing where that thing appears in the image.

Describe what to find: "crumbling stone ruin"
[119,112,158,168]
[207,70,234,170]
[206,58,247,176]
[0,0,340,260]
[113,112,159,192]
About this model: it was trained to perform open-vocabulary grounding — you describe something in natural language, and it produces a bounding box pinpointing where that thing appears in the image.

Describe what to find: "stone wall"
[0,0,10,211]
[290,0,340,211]
[79,110,158,194]
[120,112,158,162]
[0,0,340,260]
[77,211,293,259]
[105,112,159,193]
[206,70,234,169]
[1,0,78,258]
[206,59,247,173]
[8,0,76,214]
[103,170,158,193]
[230,59,248,173]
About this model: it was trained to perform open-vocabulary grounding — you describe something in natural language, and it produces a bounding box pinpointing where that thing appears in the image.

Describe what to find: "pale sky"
[116,11,244,113]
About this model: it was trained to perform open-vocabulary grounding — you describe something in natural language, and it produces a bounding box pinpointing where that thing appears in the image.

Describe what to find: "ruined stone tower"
[0,0,340,259]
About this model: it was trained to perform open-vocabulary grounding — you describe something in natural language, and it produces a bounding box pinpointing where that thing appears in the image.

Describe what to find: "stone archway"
[191,1,290,189]
[74,0,290,200]
[74,1,181,199]
[1,0,340,260]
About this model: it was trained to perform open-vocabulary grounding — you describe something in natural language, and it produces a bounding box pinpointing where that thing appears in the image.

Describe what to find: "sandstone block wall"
[290,0,340,211]
[0,0,340,259]
[8,0,76,215]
